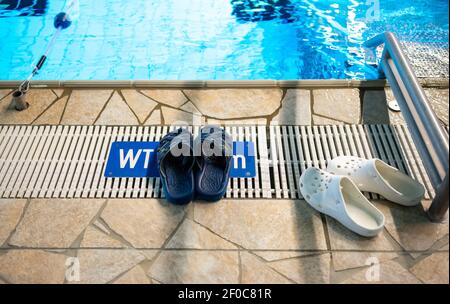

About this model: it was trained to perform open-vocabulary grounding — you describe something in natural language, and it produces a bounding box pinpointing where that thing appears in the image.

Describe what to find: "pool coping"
[0,78,448,89]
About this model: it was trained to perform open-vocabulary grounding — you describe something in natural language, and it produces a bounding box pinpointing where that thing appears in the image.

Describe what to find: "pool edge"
[0,78,447,89]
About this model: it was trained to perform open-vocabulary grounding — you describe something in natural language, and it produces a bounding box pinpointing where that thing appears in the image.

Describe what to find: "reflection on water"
[0,0,48,17]
[231,0,296,23]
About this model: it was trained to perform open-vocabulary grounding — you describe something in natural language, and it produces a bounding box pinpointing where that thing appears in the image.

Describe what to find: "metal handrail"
[364,32,449,222]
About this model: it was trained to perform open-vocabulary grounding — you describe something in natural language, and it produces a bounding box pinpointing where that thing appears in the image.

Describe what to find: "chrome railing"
[364,32,449,222]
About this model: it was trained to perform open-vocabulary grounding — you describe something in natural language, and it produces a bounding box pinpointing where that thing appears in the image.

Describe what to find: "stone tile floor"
[0,87,448,284]
[0,87,448,126]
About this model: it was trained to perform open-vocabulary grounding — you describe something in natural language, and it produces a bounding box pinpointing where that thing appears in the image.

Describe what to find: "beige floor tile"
[332,251,398,271]
[140,89,187,108]
[271,89,311,125]
[121,90,158,124]
[113,265,151,284]
[33,96,68,125]
[80,226,125,248]
[52,89,64,98]
[9,199,104,248]
[0,199,27,246]
[313,89,361,124]
[194,200,327,250]
[312,115,345,125]
[61,90,112,125]
[101,199,186,249]
[251,251,320,262]
[93,220,110,234]
[409,232,449,259]
[73,249,145,284]
[180,101,201,114]
[207,117,268,125]
[376,202,449,252]
[140,250,159,261]
[240,251,292,284]
[339,260,421,284]
[161,106,204,125]
[0,89,57,125]
[0,250,67,284]
[0,89,12,101]
[149,250,239,284]
[184,89,282,119]
[95,92,139,125]
[166,219,236,250]
[326,216,396,251]
[144,109,162,125]
[269,253,331,284]
[410,252,449,284]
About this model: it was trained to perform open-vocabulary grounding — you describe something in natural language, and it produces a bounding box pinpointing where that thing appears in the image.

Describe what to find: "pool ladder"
[365,32,449,222]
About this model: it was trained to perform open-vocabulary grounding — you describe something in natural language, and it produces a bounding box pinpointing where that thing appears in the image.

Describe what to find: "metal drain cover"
[0,124,434,200]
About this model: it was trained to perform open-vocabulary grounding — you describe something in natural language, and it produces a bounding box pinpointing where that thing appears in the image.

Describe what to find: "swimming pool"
[0,0,448,80]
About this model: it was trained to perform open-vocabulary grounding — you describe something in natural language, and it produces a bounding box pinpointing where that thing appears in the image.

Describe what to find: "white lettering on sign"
[233,154,246,169]
[119,149,155,169]
[143,149,154,169]
[119,149,245,170]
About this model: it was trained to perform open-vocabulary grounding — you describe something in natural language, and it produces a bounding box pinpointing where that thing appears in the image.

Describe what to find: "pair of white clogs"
[299,156,425,237]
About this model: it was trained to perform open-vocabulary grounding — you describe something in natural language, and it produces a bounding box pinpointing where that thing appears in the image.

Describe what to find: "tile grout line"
[265,88,287,125]
[136,90,185,112]
[191,217,245,250]
[91,210,137,249]
[238,249,242,284]
[2,198,31,248]
[358,88,364,124]
[141,104,162,126]
[0,247,448,253]
[320,215,332,252]
[58,89,73,124]
[0,90,14,104]
[29,93,61,125]
[245,250,299,284]
[50,89,59,99]
[68,199,109,249]
[0,246,449,255]
[116,90,142,125]
[312,112,350,124]
[106,262,145,284]
[92,90,116,125]
[143,207,192,276]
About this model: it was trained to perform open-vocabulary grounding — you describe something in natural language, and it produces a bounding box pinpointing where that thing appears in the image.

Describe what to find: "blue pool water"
[0,0,448,80]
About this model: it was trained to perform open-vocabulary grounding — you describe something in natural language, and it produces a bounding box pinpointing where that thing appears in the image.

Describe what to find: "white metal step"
[0,124,434,200]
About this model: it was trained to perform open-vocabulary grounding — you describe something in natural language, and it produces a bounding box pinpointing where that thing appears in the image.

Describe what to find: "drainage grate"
[0,124,434,200]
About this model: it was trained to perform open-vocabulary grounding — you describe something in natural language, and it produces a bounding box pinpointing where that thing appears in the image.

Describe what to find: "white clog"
[299,167,385,237]
[326,156,425,206]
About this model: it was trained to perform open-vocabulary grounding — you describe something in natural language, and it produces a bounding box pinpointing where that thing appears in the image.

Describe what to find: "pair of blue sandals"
[157,126,233,205]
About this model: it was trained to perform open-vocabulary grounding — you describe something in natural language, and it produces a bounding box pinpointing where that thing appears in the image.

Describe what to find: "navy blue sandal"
[195,126,233,202]
[157,128,195,205]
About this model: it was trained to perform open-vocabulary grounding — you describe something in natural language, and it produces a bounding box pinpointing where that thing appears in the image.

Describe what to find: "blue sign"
[230,141,256,178]
[105,142,160,178]
[105,141,256,178]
